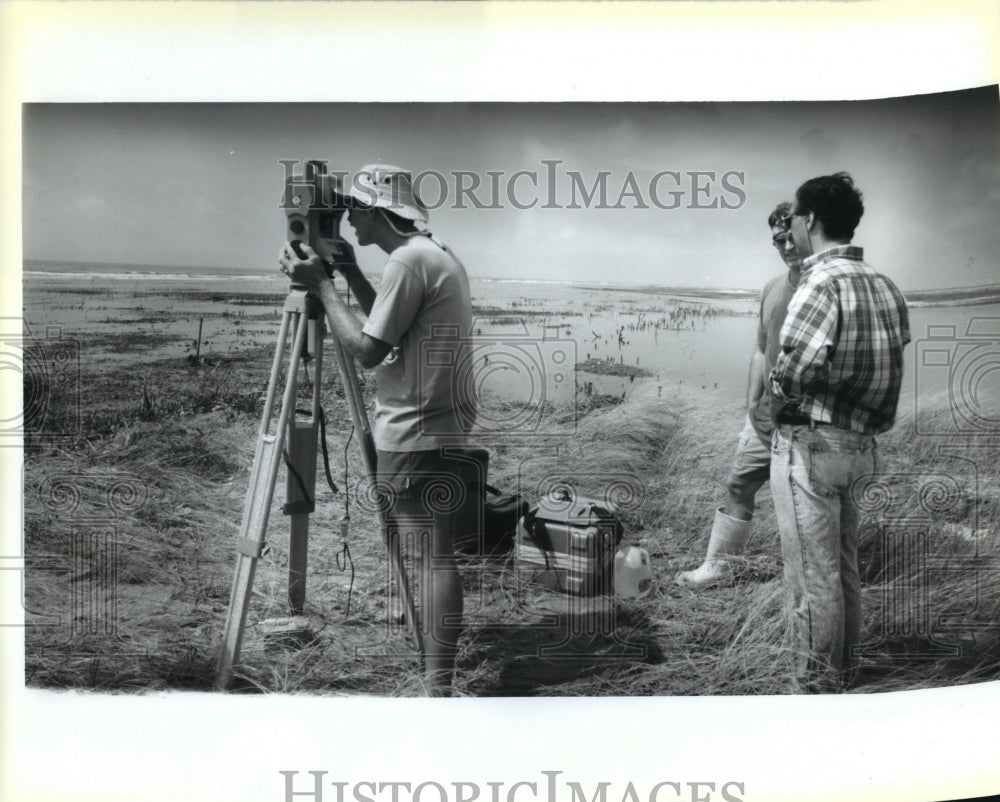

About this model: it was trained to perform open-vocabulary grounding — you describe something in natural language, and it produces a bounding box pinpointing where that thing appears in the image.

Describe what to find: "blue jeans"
[770,423,877,693]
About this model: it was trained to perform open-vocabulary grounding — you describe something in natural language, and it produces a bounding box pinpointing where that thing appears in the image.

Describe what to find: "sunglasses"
[780,210,808,229]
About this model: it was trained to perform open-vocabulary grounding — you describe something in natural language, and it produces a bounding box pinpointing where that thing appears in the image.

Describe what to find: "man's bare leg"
[397,510,464,696]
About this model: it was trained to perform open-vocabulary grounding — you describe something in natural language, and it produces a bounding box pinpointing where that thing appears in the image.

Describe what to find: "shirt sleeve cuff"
[361,318,393,346]
[768,371,794,403]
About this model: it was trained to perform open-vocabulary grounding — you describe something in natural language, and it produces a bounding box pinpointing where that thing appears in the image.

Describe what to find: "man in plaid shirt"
[769,172,910,693]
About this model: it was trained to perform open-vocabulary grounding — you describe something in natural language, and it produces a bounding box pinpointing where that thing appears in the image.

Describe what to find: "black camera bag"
[455,482,528,557]
[481,484,529,555]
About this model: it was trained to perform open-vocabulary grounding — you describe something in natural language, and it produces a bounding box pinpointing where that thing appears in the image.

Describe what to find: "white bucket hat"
[348,164,429,223]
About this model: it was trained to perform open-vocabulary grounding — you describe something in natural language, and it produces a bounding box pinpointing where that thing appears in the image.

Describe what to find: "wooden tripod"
[214,284,421,690]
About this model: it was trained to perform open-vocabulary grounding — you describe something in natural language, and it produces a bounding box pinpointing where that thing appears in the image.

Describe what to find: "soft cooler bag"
[516,492,624,596]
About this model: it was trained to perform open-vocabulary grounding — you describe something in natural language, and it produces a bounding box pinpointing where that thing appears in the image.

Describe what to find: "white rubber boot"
[675,507,752,590]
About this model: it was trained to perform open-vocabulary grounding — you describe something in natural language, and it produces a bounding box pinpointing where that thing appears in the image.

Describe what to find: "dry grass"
[20,290,1000,697]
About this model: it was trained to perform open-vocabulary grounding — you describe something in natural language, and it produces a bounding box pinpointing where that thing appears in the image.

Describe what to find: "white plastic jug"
[614,544,652,598]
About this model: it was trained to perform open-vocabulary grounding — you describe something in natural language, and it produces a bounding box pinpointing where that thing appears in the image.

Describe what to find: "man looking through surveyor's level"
[279,164,476,696]
[675,202,802,590]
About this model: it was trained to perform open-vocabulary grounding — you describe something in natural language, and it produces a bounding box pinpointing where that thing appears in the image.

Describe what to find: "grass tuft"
[21,289,1000,696]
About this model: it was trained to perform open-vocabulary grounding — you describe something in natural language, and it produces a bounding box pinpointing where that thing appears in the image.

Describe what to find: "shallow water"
[21,265,1000,425]
[464,277,1000,420]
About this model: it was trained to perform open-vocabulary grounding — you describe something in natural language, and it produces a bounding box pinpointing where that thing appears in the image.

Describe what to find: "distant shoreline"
[22,259,1000,307]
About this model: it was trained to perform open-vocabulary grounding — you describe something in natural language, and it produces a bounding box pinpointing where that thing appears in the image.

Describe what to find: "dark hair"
[794,172,864,241]
[768,201,792,229]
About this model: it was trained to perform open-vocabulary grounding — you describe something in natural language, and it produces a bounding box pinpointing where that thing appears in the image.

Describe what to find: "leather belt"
[778,414,831,429]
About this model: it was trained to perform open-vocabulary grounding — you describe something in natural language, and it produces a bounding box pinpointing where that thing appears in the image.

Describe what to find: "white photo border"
[2,2,999,802]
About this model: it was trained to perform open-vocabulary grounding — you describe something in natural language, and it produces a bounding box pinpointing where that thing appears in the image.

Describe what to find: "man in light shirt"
[280,164,475,696]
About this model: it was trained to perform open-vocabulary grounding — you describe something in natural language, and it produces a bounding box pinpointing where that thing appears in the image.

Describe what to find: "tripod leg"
[327,335,423,656]
[286,418,318,614]
[215,307,310,691]
[387,523,423,658]
[286,308,324,615]
[257,304,293,435]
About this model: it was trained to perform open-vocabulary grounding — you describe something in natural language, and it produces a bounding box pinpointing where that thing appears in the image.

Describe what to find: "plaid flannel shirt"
[769,245,910,434]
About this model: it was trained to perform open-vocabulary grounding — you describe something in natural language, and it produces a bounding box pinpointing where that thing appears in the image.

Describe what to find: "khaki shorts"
[375,448,480,518]
[723,414,772,497]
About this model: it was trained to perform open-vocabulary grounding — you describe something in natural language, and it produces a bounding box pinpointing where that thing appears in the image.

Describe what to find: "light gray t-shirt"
[362,235,475,451]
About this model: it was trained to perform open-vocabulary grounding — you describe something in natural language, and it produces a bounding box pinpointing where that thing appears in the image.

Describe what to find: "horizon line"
[22,257,1000,297]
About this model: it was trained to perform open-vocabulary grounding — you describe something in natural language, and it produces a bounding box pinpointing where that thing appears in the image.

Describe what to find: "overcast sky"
[22,87,1000,291]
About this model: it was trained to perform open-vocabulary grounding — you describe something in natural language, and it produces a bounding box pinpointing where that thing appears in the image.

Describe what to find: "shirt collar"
[801,244,864,272]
